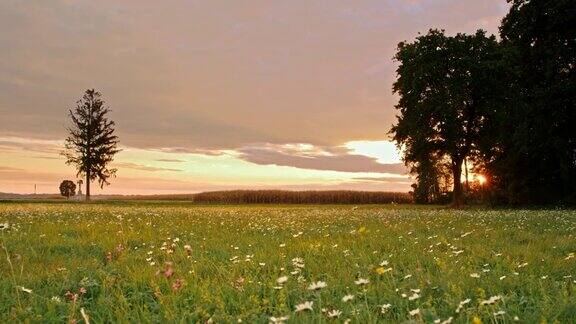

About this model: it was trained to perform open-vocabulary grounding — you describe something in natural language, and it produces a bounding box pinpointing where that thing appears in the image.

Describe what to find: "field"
[0,202,575,323]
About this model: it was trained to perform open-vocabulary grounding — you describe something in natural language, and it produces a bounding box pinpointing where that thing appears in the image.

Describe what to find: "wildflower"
[308,281,327,291]
[0,223,9,230]
[276,276,288,285]
[354,278,369,285]
[408,293,420,301]
[172,278,184,291]
[65,291,79,302]
[51,296,62,303]
[342,294,354,302]
[409,308,420,316]
[327,309,342,318]
[564,252,574,260]
[380,260,389,266]
[470,273,480,278]
[375,267,386,275]
[20,286,33,294]
[403,274,412,279]
[517,262,528,268]
[435,317,453,324]
[480,295,502,306]
[295,301,313,312]
[493,310,506,316]
[162,262,174,278]
[472,316,482,324]
[292,257,305,268]
[380,303,392,314]
[499,275,506,280]
[453,298,470,313]
[269,316,289,324]
[183,244,192,256]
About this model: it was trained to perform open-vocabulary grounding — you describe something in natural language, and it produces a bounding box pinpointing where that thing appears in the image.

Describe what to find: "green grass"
[0,203,575,323]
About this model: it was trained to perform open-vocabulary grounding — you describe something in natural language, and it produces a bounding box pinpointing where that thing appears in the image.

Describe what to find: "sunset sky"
[0,0,509,194]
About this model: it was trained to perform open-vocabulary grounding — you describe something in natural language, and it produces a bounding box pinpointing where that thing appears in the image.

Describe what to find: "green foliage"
[62,89,120,201]
[393,0,576,205]
[58,180,76,198]
[0,203,575,322]
[391,29,501,206]
[481,0,576,204]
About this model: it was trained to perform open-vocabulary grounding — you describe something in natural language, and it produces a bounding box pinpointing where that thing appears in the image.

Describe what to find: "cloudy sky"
[0,0,509,194]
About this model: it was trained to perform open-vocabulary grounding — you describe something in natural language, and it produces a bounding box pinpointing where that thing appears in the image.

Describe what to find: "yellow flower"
[375,267,386,275]
[472,316,482,324]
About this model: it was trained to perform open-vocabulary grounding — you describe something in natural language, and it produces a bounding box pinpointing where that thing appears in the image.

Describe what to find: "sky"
[0,0,509,195]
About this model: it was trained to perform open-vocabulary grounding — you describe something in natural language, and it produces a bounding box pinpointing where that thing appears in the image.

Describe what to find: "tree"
[390,29,502,206]
[62,89,120,201]
[486,0,576,204]
[59,180,76,198]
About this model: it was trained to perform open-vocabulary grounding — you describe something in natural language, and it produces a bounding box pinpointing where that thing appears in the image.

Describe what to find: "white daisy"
[327,309,342,318]
[480,295,502,306]
[295,301,314,312]
[342,294,354,302]
[455,298,471,313]
[308,281,327,290]
[409,308,420,316]
[380,304,392,314]
[276,276,288,284]
[269,316,289,324]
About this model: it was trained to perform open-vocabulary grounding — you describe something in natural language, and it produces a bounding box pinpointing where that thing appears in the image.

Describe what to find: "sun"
[476,174,487,185]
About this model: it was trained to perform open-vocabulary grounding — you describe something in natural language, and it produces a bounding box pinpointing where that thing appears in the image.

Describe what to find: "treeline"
[391,0,575,205]
[191,190,412,204]
[107,190,412,204]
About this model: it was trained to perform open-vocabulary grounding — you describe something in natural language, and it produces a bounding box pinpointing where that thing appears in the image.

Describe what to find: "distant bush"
[59,180,76,198]
[191,190,412,204]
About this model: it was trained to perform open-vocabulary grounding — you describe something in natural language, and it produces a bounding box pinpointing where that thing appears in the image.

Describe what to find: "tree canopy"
[59,180,76,198]
[391,29,501,206]
[392,0,576,206]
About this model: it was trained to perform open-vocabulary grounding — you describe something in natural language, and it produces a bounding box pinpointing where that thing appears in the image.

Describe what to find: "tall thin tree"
[63,89,120,201]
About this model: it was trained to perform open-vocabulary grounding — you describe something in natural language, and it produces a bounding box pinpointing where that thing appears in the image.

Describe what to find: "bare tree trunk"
[85,170,91,202]
[464,157,469,192]
[452,158,464,207]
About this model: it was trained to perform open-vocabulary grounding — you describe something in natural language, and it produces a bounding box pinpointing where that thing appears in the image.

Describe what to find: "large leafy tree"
[391,29,502,206]
[63,89,120,201]
[487,0,576,204]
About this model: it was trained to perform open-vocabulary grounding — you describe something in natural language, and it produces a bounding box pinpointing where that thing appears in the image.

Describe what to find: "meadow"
[0,202,575,323]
